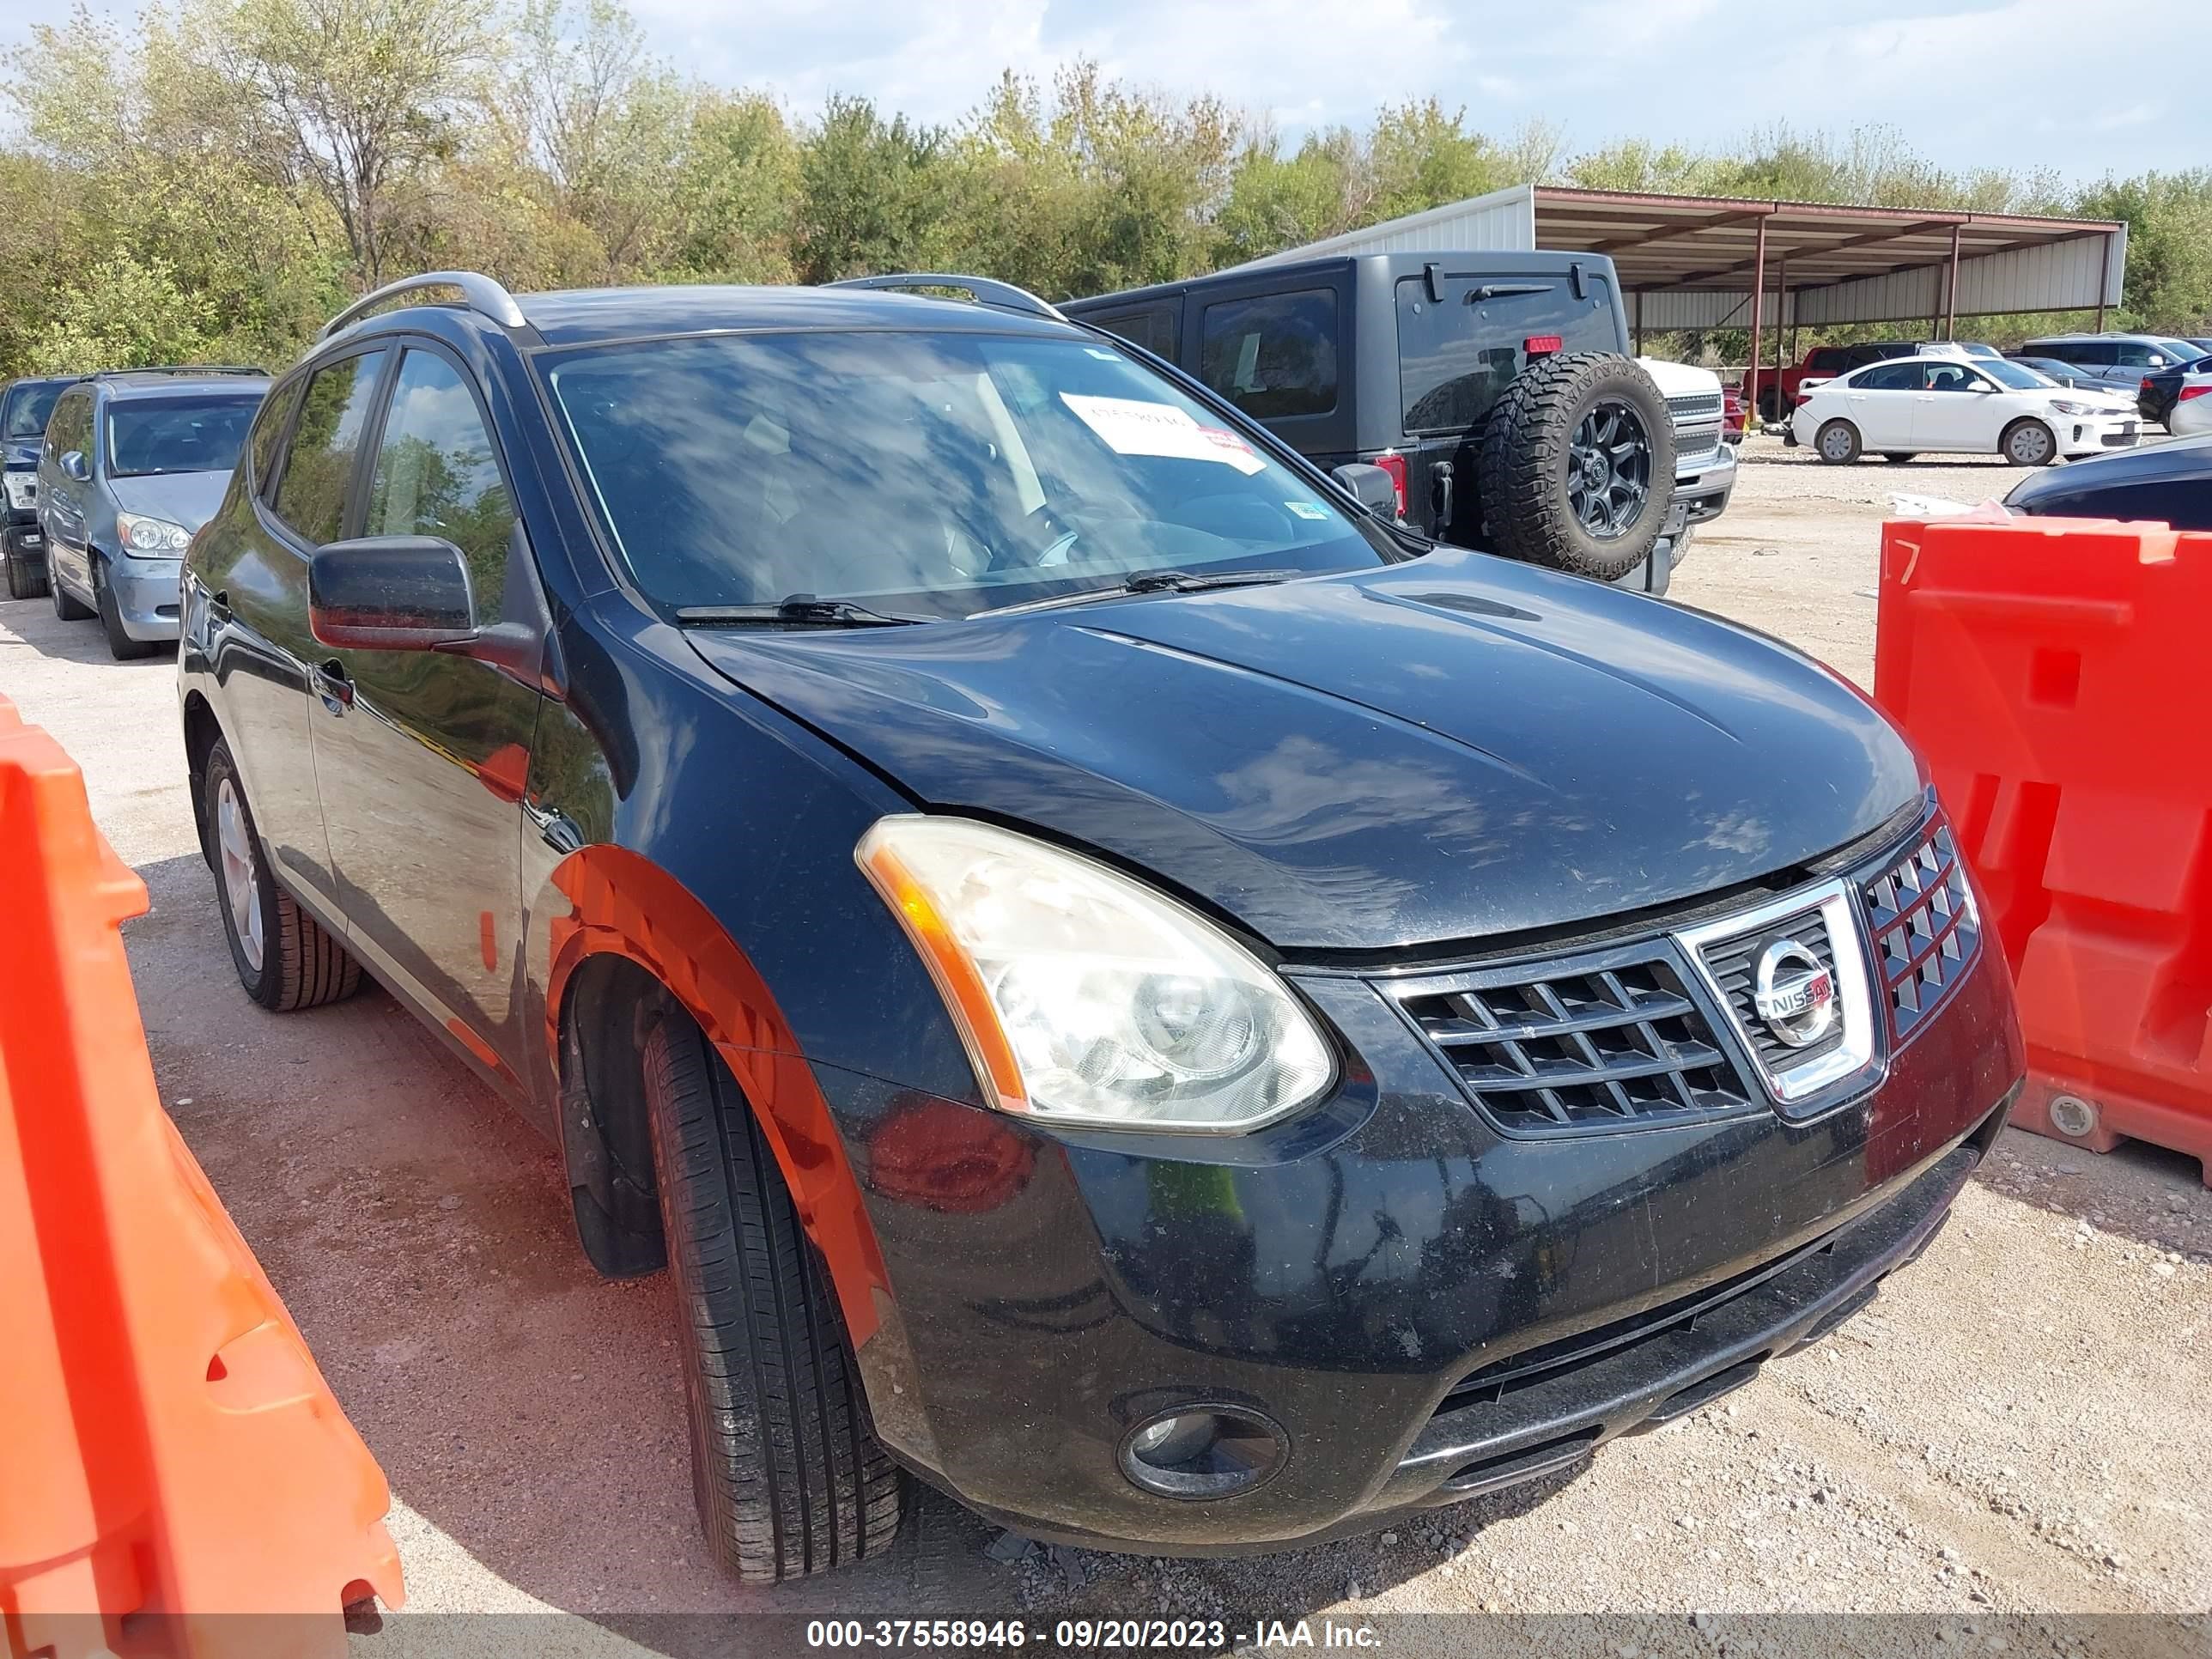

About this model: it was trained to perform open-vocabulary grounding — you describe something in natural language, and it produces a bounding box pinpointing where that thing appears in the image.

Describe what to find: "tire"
[1815,419,1863,465]
[52,558,93,620]
[95,561,158,659]
[203,738,362,1011]
[2002,418,2058,468]
[1757,385,1784,424]
[641,1010,903,1583]
[4,550,46,599]
[1475,351,1676,582]
[1881,453,1917,464]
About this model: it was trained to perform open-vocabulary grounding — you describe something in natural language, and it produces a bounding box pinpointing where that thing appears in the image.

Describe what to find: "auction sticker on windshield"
[1060,393,1266,474]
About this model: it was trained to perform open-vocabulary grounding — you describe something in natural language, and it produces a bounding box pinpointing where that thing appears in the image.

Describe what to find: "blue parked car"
[40,367,268,656]
[179,270,2025,1582]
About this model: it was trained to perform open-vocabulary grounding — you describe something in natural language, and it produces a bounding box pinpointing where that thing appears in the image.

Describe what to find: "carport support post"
[1747,215,1768,420]
[1776,252,1789,375]
[1634,291,1644,356]
[1944,224,1962,339]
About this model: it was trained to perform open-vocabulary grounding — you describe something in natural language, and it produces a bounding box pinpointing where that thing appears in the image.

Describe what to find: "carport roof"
[1535,187,2122,294]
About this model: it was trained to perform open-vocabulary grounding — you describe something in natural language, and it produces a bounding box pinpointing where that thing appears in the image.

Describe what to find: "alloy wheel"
[1567,398,1653,540]
[216,776,264,973]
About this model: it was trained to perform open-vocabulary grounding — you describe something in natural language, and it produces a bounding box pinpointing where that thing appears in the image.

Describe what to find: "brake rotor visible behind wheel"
[1476,351,1677,583]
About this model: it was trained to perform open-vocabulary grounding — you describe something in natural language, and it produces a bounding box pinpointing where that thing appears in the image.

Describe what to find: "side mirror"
[1330,462,1402,520]
[59,451,89,483]
[309,535,476,650]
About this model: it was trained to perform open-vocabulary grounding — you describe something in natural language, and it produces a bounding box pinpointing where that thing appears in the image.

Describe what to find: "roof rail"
[319,270,528,340]
[829,273,1064,322]
[90,364,266,380]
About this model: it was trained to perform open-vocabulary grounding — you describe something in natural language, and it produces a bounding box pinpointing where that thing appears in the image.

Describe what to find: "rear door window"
[1089,306,1179,361]
[246,381,297,495]
[1200,289,1339,420]
[1396,270,1618,434]
[2074,342,2120,367]
[1851,362,1920,391]
[271,351,387,545]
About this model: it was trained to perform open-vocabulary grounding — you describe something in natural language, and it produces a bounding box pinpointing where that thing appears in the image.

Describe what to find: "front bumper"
[4,504,41,562]
[1672,442,1735,526]
[106,555,183,641]
[823,824,2026,1555]
[2056,414,2139,456]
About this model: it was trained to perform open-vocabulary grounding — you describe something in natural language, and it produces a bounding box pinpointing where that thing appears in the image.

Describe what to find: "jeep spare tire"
[1477,351,1675,582]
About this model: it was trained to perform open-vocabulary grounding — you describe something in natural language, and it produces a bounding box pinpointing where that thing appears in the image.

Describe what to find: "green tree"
[792,95,946,284]
[27,249,214,372]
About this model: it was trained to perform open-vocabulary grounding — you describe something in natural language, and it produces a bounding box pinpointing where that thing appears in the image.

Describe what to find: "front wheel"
[204,738,362,1011]
[1815,420,1863,465]
[1757,386,1784,424]
[52,558,93,621]
[95,562,158,659]
[2002,419,2058,467]
[641,1010,903,1583]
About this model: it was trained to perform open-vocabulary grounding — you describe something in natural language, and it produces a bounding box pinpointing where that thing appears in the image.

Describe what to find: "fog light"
[1118,1406,1285,1500]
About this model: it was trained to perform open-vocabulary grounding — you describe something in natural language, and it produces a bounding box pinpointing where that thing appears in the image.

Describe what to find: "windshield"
[104,395,262,477]
[3,382,66,441]
[1981,360,2058,392]
[544,331,1397,619]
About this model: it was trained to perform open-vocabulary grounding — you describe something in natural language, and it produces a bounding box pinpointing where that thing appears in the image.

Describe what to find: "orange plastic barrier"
[0,694,403,1659]
[1874,517,2212,1187]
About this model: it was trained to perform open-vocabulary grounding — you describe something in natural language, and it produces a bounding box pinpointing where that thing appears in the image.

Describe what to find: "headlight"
[3,471,33,512]
[857,817,1334,1133]
[2047,399,2089,416]
[117,513,191,555]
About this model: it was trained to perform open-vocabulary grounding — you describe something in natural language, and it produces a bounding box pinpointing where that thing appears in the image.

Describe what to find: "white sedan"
[2170,367,2212,438]
[1789,356,2140,466]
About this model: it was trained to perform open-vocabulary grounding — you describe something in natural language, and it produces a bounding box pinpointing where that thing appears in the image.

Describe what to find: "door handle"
[1430,459,1455,527]
[313,659,354,714]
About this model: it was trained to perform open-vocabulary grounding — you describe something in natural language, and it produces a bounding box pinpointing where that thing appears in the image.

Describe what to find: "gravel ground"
[2,441,2207,1649]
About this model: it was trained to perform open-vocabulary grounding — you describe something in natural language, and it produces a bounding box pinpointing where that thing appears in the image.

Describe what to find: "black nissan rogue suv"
[179,270,2023,1583]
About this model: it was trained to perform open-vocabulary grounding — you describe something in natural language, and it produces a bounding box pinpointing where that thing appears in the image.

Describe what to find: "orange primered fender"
[0,694,402,1658]
[542,844,892,1343]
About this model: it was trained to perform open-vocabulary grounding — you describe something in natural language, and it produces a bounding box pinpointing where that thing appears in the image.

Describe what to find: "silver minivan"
[38,368,267,659]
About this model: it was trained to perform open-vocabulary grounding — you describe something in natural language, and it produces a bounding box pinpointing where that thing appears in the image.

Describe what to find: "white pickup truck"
[1638,357,1737,568]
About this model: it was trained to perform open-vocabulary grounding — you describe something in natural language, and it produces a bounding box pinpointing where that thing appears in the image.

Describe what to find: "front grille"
[1395,952,1754,1134]
[1861,821,1980,1042]
[1694,906,1844,1073]
[1668,393,1725,472]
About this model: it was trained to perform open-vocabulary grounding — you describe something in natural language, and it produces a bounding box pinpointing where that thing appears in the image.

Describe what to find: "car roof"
[2025,331,2186,345]
[93,371,270,401]
[508,283,1081,349]
[1060,250,1610,315]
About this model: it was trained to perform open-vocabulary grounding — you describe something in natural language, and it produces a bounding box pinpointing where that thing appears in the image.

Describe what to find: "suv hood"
[688,550,1922,953]
[106,470,232,531]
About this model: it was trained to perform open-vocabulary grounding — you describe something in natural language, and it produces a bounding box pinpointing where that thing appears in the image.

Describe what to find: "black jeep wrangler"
[1064,252,1697,594]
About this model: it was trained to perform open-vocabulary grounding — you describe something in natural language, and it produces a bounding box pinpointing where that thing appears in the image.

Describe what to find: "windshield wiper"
[674,594,924,629]
[978,568,1301,619]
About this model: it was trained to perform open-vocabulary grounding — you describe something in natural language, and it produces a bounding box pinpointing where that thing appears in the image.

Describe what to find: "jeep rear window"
[1396,274,1617,434]
[544,330,1396,621]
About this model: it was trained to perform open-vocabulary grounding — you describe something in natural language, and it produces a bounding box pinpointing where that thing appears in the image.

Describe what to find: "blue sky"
[4,0,2205,180]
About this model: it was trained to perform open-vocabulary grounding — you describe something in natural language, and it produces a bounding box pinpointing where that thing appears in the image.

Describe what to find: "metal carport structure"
[1233,184,2128,413]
